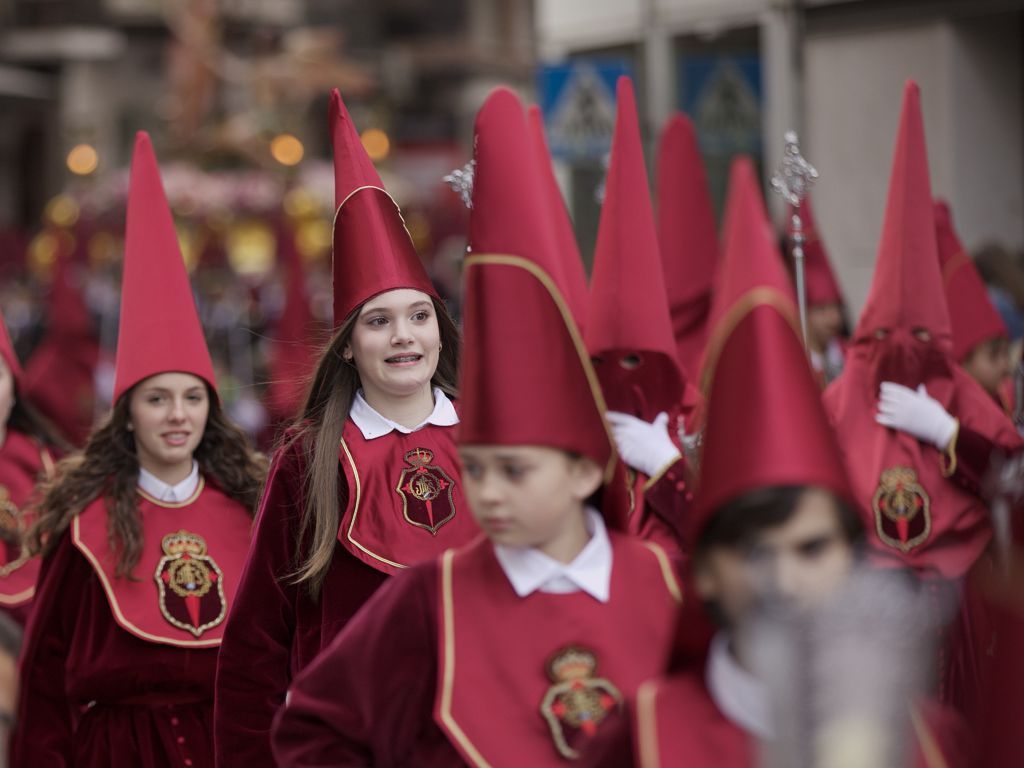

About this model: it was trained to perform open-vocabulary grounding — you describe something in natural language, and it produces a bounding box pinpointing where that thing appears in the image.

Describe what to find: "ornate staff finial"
[770,130,819,353]
[771,131,818,206]
[442,160,475,209]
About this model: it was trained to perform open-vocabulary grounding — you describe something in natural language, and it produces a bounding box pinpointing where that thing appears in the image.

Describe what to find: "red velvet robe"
[11,480,252,767]
[215,421,479,767]
[582,671,970,768]
[272,534,683,766]
[0,428,55,625]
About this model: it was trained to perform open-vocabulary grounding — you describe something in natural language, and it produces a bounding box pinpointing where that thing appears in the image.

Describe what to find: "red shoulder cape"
[72,479,252,647]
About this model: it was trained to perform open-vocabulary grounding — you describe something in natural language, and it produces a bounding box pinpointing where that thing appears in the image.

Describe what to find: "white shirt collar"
[493,508,612,603]
[706,631,773,739]
[138,460,200,503]
[349,387,458,440]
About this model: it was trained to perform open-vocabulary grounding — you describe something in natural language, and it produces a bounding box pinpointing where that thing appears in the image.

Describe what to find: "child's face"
[459,445,603,560]
[695,489,855,628]
[962,337,1011,399]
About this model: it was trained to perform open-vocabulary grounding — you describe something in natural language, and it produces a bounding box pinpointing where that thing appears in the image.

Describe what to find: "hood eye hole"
[619,354,642,370]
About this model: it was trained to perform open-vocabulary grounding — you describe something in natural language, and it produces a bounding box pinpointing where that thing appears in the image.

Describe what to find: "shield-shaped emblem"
[153,529,226,637]
[0,486,29,577]
[873,466,931,553]
[539,646,622,759]
[395,448,457,535]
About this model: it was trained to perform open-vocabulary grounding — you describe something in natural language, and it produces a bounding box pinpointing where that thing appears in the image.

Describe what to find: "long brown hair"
[27,384,266,577]
[289,295,460,598]
[9,398,72,454]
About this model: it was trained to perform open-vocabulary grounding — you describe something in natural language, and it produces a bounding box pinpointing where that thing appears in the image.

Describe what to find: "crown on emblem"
[161,529,208,557]
[405,448,435,467]
[547,646,599,683]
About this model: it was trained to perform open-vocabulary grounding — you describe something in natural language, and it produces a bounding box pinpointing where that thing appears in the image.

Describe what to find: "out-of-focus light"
[227,220,275,275]
[283,187,319,219]
[361,128,390,162]
[296,218,331,261]
[27,231,60,276]
[45,194,80,228]
[271,134,304,166]
[66,144,99,175]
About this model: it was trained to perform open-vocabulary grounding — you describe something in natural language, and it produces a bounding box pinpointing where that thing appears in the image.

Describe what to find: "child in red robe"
[270,86,683,768]
[213,90,480,766]
[11,132,265,768]
[0,316,66,625]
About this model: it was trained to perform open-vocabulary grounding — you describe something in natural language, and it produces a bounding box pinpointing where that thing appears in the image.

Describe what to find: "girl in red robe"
[0,317,68,625]
[271,85,682,768]
[213,90,479,767]
[11,132,265,768]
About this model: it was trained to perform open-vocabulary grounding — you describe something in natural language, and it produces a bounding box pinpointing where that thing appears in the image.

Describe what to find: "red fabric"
[214,428,457,766]
[582,672,969,768]
[934,200,1007,362]
[271,535,681,766]
[854,82,951,350]
[437,534,681,765]
[329,89,437,326]
[336,419,478,576]
[114,132,216,402]
[527,105,589,333]
[788,196,845,307]
[270,558,461,766]
[266,223,320,424]
[461,87,614,475]
[70,482,252,647]
[693,157,851,542]
[656,113,718,379]
[0,429,54,621]
[23,233,99,446]
[823,82,1022,579]
[12,529,229,766]
[586,77,686,421]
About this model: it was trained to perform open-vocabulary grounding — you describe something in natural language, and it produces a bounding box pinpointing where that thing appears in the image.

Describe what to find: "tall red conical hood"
[114,132,216,402]
[788,196,845,307]
[526,105,589,332]
[330,89,437,326]
[656,112,719,377]
[935,200,1007,362]
[854,81,951,345]
[266,220,321,422]
[0,314,22,387]
[461,87,614,480]
[693,157,850,540]
[22,229,98,445]
[585,77,685,420]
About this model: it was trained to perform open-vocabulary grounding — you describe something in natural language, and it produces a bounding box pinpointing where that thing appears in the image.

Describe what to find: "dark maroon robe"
[215,420,478,767]
[0,428,55,625]
[271,533,682,767]
[12,481,251,768]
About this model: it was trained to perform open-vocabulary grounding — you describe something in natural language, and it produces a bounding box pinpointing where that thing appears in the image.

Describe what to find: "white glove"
[606,411,682,478]
[875,382,957,450]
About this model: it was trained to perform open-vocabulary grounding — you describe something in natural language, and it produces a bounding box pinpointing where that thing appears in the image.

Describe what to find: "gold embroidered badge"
[395,448,457,535]
[154,530,226,637]
[0,486,29,577]
[873,467,931,553]
[539,646,622,760]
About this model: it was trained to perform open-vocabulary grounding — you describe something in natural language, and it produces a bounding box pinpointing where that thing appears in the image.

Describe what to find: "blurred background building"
[0,0,1021,444]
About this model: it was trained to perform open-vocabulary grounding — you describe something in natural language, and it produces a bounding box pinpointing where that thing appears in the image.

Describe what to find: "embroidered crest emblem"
[153,530,226,637]
[0,486,29,577]
[873,467,931,553]
[539,646,622,759]
[395,448,457,535]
